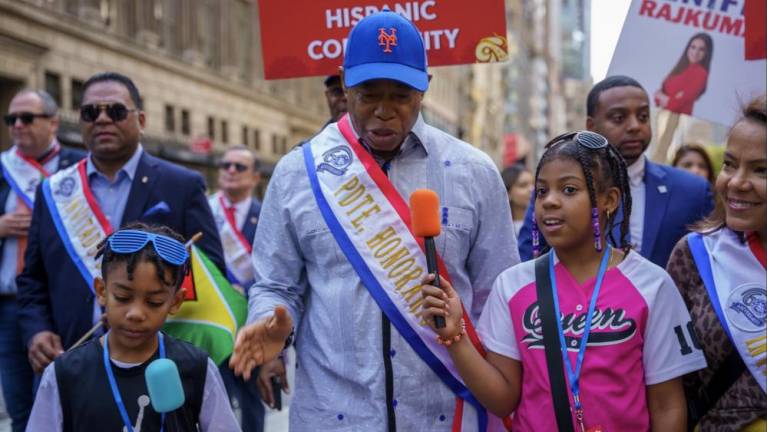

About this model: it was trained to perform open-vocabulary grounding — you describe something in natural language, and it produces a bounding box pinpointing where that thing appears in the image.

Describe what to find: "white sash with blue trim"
[208,192,255,290]
[0,146,49,208]
[42,160,112,291]
[303,115,508,431]
[689,230,766,393]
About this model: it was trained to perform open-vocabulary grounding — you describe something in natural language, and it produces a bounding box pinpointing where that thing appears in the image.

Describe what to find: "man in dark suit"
[16,72,225,377]
[209,144,263,432]
[518,75,714,267]
[0,89,85,432]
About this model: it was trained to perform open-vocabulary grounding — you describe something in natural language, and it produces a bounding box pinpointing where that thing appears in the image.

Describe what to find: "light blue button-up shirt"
[86,146,143,228]
[248,116,520,431]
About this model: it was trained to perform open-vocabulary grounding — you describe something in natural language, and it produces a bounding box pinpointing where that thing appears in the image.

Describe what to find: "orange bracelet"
[436,319,466,347]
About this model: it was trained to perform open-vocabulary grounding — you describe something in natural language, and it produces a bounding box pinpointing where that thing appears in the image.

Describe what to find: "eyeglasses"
[218,161,250,172]
[3,112,52,126]
[107,229,189,266]
[545,131,609,150]
[80,103,136,123]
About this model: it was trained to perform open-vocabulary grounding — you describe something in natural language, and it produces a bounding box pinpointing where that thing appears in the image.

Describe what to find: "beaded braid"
[603,145,633,254]
[574,144,603,252]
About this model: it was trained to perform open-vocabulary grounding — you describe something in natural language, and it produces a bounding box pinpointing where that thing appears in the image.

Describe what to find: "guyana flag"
[164,246,248,365]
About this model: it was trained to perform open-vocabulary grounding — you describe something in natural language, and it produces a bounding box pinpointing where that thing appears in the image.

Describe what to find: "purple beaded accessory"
[591,207,602,252]
[532,211,541,257]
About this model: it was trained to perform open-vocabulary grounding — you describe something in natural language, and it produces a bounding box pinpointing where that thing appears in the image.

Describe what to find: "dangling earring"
[532,211,541,257]
[592,207,602,252]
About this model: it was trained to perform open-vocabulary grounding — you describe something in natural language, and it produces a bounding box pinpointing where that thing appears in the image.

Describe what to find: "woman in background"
[655,33,714,115]
[673,143,715,185]
[501,164,533,235]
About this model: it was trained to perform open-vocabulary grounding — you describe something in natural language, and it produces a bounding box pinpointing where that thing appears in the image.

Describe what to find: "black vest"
[55,334,208,432]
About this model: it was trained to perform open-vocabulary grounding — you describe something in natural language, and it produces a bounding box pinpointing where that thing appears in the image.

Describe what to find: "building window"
[70,79,84,110]
[44,71,62,108]
[253,129,260,151]
[271,133,279,154]
[241,125,249,146]
[281,136,288,154]
[164,105,175,132]
[181,109,190,135]
[207,116,215,139]
[221,120,229,144]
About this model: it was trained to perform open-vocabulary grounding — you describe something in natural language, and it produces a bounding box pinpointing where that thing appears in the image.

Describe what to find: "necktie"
[225,205,238,230]
[15,199,30,274]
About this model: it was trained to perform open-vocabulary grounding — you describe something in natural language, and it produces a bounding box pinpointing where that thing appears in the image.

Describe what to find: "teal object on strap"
[145,358,185,413]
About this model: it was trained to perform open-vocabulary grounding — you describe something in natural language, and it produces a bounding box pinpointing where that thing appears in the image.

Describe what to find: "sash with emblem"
[303,114,510,431]
[208,192,255,290]
[0,144,59,208]
[41,160,113,291]
[689,230,767,393]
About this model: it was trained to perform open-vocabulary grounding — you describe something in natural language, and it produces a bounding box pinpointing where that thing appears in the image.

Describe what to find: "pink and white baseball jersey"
[477,250,707,431]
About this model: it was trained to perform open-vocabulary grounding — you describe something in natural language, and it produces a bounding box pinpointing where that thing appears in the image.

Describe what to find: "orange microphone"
[410,189,445,329]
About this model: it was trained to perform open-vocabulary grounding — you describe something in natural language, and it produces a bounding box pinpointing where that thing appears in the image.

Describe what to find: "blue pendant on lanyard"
[103,331,166,432]
[549,246,611,432]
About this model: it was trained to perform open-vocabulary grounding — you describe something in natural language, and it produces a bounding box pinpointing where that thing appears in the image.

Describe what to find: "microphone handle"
[424,237,445,329]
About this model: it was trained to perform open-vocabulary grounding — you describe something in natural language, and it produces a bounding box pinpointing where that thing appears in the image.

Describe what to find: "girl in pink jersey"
[421,131,706,431]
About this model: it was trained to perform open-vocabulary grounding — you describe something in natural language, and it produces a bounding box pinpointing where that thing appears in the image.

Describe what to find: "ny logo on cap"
[378,28,397,53]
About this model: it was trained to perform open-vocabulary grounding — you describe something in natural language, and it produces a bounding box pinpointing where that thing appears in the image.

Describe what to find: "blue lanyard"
[103,332,166,432]
[549,246,611,410]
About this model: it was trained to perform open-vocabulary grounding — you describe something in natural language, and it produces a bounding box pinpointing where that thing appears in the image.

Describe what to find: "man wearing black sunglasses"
[16,72,226,381]
[0,89,85,432]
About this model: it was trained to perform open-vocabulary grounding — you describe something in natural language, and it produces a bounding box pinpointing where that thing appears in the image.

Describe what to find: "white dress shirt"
[627,156,646,253]
[220,195,252,231]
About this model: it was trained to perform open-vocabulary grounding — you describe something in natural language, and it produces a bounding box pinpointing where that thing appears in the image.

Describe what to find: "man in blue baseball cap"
[233,10,518,431]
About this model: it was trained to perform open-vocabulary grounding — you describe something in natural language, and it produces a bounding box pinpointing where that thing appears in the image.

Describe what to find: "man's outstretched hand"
[229,306,293,380]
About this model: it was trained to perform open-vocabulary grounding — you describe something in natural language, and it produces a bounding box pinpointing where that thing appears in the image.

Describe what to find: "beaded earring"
[532,211,541,257]
[592,207,602,252]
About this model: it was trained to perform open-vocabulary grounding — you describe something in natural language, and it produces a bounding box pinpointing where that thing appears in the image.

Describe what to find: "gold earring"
[606,209,612,220]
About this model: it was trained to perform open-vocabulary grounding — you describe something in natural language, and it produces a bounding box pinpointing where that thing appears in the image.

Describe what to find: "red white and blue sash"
[42,160,113,291]
[303,114,510,431]
[0,144,58,208]
[688,230,766,393]
[208,192,255,289]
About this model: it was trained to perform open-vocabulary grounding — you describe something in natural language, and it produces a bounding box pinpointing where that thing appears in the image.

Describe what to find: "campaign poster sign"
[608,0,766,125]
[258,0,508,80]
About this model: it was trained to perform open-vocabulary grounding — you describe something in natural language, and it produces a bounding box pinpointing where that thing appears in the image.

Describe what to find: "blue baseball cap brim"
[344,62,429,92]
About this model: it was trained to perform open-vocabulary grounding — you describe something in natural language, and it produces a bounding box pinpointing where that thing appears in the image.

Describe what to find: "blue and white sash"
[42,160,113,291]
[208,192,255,290]
[303,114,510,431]
[0,145,55,208]
[688,230,766,393]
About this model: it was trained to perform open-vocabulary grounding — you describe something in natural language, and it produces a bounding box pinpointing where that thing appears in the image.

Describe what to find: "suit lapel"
[120,152,159,227]
[58,148,80,170]
[240,199,260,247]
[641,161,670,257]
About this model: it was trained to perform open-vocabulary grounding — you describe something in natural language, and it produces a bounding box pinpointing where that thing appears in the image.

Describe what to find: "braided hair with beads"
[531,131,633,257]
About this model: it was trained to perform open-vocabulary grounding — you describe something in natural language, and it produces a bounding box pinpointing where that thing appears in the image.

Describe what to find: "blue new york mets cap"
[343,10,429,92]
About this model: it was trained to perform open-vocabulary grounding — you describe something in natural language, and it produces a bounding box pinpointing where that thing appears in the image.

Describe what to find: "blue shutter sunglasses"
[106,229,189,266]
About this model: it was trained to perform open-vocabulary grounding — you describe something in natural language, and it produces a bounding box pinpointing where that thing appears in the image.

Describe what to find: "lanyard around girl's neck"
[103,331,166,432]
[549,246,611,412]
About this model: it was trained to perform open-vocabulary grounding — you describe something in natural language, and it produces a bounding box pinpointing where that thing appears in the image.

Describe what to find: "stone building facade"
[0,0,506,190]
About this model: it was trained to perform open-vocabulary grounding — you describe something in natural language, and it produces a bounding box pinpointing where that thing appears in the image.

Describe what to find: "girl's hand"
[420,274,464,340]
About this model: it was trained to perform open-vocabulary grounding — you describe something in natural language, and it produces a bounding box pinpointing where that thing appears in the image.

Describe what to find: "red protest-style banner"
[258,0,508,80]
[745,0,766,60]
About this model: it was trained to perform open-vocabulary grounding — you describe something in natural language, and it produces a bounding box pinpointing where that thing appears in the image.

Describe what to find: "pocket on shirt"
[300,224,346,267]
[439,206,474,263]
